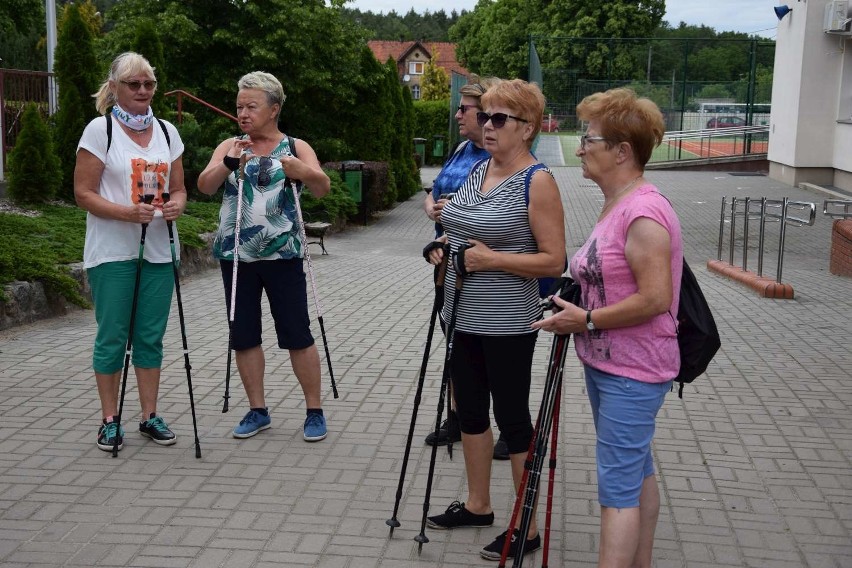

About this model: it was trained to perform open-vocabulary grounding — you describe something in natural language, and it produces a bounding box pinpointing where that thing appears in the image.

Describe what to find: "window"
[409,61,424,75]
[412,85,421,100]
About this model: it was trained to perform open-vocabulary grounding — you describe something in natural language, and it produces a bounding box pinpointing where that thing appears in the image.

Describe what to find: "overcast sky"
[346,0,781,39]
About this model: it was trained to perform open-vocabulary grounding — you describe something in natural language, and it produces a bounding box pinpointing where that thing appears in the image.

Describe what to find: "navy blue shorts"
[220,258,314,351]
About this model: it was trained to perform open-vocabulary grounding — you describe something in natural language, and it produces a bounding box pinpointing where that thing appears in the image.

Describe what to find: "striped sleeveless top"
[440,159,550,335]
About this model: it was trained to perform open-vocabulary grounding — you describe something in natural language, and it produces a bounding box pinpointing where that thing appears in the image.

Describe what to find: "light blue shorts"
[584,365,671,509]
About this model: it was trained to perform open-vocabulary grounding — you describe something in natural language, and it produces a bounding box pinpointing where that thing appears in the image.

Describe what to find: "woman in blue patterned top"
[197,71,331,443]
[424,76,499,238]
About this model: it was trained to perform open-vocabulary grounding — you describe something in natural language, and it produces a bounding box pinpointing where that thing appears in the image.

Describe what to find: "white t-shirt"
[77,115,185,269]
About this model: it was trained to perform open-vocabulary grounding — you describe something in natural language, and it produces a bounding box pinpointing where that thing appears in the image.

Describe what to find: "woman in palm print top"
[198,71,332,442]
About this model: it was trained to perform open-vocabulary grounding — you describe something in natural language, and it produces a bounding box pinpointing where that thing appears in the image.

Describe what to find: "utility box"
[825,0,850,32]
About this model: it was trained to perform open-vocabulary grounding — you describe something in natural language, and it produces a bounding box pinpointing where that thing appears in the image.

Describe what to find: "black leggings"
[450,331,537,454]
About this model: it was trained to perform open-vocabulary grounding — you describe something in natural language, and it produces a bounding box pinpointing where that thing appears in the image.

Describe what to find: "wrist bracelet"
[223,155,240,171]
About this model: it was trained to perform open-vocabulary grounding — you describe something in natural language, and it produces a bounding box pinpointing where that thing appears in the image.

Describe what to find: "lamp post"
[46,0,58,115]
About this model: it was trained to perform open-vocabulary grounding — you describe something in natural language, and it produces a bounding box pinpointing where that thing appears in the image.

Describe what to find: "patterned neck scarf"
[111,103,154,132]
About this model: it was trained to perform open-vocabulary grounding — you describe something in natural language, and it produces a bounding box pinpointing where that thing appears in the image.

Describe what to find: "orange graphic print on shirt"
[129,158,168,207]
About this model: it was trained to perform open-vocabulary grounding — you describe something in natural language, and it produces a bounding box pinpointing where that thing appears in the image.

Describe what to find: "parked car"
[706,116,746,129]
[541,117,559,132]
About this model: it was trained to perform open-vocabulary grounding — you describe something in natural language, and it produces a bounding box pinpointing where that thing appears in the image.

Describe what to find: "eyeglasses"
[457,104,478,114]
[476,111,529,129]
[578,134,608,150]
[121,79,158,91]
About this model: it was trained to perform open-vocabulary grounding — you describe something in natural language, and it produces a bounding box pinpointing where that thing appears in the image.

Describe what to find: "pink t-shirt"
[569,184,683,383]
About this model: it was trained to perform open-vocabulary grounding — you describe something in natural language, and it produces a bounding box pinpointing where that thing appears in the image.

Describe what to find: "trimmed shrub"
[7,104,62,205]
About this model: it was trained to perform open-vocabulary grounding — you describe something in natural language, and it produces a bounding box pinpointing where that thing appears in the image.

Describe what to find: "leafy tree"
[341,7,464,41]
[53,2,100,199]
[0,0,42,38]
[7,103,62,204]
[421,53,450,100]
[132,19,168,116]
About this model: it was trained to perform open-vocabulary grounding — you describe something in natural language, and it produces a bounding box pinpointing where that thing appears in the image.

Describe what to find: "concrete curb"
[707,259,796,299]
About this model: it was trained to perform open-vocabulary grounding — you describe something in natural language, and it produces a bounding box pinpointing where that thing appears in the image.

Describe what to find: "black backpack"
[672,259,721,397]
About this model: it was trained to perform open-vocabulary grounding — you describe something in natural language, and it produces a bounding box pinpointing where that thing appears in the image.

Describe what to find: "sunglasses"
[476,111,529,129]
[121,79,158,91]
[257,156,274,186]
[457,104,478,114]
[578,134,608,150]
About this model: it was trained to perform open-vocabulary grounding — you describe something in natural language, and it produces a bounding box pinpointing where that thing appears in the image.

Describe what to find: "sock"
[306,408,323,417]
[251,407,269,416]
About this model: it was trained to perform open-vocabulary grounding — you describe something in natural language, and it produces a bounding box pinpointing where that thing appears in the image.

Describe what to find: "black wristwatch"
[586,310,596,331]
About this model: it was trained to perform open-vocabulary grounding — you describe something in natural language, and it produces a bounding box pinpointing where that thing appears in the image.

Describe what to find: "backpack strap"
[523,163,548,206]
[285,135,303,192]
[106,115,171,154]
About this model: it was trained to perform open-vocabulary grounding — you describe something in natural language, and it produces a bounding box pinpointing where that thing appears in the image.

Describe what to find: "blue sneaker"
[232,409,271,439]
[303,413,327,442]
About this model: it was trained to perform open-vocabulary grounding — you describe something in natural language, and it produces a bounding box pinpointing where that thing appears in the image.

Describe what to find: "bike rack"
[823,198,852,219]
[709,196,816,298]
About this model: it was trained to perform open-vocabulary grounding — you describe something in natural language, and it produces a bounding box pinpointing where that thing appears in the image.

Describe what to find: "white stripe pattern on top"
[440,159,550,336]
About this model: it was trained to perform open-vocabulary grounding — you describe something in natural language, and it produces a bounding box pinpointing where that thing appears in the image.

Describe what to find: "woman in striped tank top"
[424,79,566,562]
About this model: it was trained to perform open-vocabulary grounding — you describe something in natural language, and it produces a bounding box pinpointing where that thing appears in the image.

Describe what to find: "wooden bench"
[304,221,332,255]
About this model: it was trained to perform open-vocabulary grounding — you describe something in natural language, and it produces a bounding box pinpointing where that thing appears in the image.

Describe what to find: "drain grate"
[728,172,766,177]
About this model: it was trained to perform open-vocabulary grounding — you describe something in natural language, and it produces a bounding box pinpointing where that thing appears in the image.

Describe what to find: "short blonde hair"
[480,79,546,147]
[238,71,286,119]
[458,75,502,106]
[93,52,156,115]
[576,88,665,168]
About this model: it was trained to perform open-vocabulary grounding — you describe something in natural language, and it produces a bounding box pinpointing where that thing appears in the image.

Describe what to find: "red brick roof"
[367,40,469,77]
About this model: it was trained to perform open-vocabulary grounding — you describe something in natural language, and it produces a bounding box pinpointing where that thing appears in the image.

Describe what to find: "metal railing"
[823,199,852,219]
[717,196,817,283]
[163,89,237,124]
[660,124,769,162]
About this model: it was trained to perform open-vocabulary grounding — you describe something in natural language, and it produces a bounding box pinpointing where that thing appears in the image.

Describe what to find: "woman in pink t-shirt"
[534,88,683,568]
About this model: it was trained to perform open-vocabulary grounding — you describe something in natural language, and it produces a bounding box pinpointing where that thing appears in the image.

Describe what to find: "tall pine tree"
[53,3,100,200]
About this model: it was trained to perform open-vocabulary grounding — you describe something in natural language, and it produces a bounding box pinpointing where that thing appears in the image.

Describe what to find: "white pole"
[46,0,58,115]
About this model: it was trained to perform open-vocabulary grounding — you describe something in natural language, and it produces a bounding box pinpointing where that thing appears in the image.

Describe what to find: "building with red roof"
[367,40,468,100]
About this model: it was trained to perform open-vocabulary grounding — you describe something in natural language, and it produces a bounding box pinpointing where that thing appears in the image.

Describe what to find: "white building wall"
[769,0,852,189]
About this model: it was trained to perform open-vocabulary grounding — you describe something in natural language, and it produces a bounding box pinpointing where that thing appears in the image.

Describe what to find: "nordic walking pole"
[290,176,339,399]
[161,191,201,459]
[540,384,562,568]
[223,153,247,413]
[498,332,570,567]
[386,241,450,536]
[415,243,471,552]
[113,189,156,457]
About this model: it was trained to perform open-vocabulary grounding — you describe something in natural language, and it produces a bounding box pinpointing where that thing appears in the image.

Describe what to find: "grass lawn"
[0,201,222,305]
[557,132,702,165]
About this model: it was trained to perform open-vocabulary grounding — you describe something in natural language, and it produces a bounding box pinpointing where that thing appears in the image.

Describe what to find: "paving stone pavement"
[0,167,850,568]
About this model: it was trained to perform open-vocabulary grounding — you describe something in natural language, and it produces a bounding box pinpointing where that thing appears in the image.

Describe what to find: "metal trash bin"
[413,138,427,166]
[432,135,445,158]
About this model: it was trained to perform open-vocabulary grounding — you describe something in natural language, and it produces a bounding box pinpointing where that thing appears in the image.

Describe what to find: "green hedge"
[413,99,451,166]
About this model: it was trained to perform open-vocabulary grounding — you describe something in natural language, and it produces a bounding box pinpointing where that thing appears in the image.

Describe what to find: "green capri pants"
[88,260,174,374]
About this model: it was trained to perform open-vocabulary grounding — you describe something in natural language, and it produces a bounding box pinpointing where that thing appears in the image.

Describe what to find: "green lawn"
[0,201,222,305]
[556,132,701,165]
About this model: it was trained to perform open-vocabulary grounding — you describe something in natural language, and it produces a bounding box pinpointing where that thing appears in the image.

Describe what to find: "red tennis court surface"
[665,138,768,158]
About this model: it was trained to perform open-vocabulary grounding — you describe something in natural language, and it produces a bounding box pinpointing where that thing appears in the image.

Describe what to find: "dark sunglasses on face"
[457,104,478,114]
[121,79,158,91]
[476,111,529,129]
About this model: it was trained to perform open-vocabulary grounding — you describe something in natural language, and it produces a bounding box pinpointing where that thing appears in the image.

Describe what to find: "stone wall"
[0,233,217,331]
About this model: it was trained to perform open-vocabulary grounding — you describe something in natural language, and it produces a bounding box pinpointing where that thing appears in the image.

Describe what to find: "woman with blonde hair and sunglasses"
[75,51,186,452]
[197,71,331,443]
[423,79,565,562]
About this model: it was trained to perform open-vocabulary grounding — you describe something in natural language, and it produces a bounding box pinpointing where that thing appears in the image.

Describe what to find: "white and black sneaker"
[139,413,177,446]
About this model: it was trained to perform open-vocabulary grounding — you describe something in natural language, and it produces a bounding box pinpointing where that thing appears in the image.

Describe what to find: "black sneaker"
[139,413,177,446]
[493,433,510,460]
[426,501,494,530]
[424,410,461,446]
[480,529,541,561]
[97,418,124,452]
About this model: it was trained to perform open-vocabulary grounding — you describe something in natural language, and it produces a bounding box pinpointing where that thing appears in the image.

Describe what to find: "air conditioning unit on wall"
[824,0,851,32]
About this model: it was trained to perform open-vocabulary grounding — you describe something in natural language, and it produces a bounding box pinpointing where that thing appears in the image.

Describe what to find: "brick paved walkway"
[0,168,850,567]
